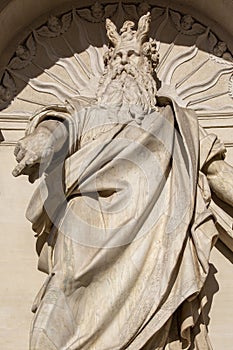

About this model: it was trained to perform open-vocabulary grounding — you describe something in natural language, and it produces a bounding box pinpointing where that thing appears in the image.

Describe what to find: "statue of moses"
[13,13,233,350]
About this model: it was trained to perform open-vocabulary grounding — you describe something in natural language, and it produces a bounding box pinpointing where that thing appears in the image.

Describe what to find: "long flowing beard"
[97,63,158,115]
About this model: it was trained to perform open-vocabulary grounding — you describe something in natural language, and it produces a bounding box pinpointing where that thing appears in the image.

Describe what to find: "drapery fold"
[27,97,224,349]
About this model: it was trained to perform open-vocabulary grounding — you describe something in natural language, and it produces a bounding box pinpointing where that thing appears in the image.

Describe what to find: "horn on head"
[106,18,120,46]
[136,12,151,43]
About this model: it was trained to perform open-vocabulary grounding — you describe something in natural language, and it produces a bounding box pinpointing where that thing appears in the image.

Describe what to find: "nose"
[121,53,128,65]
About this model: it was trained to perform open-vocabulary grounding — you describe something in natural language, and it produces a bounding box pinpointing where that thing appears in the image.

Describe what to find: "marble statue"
[12,13,233,349]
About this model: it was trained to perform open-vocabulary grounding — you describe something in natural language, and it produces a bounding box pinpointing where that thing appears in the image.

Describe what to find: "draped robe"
[26,96,225,350]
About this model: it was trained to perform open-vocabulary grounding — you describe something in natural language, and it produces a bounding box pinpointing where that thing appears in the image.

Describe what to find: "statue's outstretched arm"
[12,119,68,183]
[203,158,233,207]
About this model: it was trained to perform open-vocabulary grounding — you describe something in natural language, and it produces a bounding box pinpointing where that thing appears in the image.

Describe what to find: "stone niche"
[0,1,232,349]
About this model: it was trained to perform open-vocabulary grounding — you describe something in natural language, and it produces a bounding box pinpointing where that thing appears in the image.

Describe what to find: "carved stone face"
[222,52,233,62]
[47,16,62,32]
[180,15,194,31]
[100,12,158,111]
[91,2,104,20]
[16,45,30,60]
[110,45,143,72]
[213,41,227,57]
[0,86,11,101]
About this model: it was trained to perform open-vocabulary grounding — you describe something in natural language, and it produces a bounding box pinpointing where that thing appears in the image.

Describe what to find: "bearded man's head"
[97,13,159,115]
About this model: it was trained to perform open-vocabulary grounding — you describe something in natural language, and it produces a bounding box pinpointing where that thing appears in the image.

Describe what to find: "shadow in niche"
[0,130,4,142]
[189,264,219,350]
[142,264,219,349]
[212,192,233,218]
[1,2,231,111]
[188,264,219,349]
[215,239,233,264]
[211,193,233,262]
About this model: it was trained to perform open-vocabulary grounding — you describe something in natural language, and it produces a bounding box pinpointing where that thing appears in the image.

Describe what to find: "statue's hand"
[12,120,68,183]
[12,128,55,182]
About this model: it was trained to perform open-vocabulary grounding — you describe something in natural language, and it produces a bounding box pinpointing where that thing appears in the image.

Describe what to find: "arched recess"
[0,0,233,66]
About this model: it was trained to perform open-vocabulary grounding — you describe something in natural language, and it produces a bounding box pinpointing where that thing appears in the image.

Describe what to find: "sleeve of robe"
[24,97,94,274]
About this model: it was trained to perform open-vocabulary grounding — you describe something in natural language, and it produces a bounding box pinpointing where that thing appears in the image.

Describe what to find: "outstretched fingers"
[16,148,26,162]
[14,143,21,157]
[12,151,39,177]
[12,161,27,177]
[12,130,56,179]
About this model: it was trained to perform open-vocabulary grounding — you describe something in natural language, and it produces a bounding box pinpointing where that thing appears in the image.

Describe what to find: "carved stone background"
[0,2,233,350]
